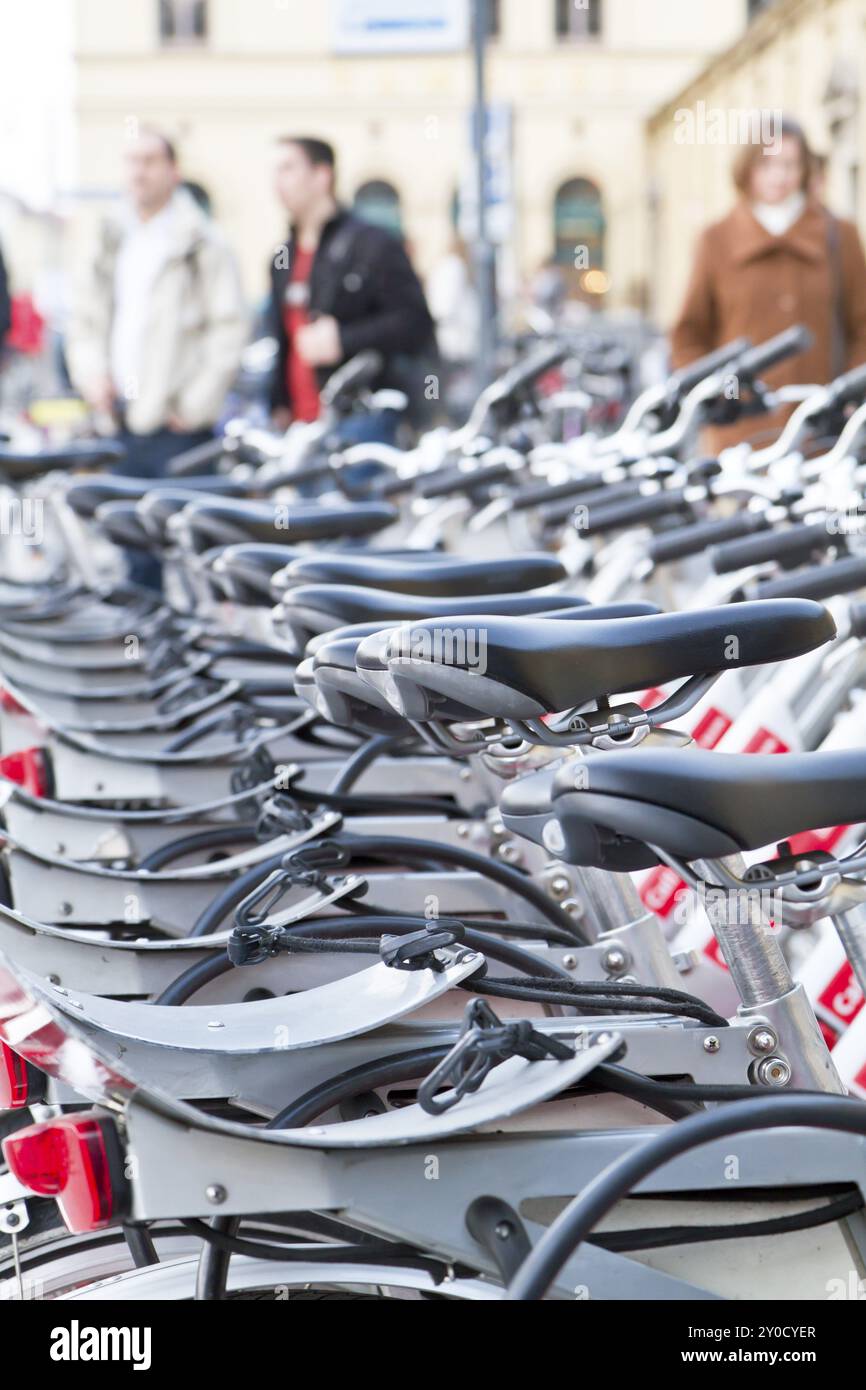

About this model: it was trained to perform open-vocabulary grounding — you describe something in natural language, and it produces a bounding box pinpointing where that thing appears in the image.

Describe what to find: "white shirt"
[110,198,177,401]
[751,192,806,238]
[427,253,479,364]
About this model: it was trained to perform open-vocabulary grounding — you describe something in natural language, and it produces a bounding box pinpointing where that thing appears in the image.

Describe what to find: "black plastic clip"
[417,999,574,1115]
[281,840,354,888]
[234,840,365,930]
[227,923,283,966]
[255,793,314,840]
[380,920,466,973]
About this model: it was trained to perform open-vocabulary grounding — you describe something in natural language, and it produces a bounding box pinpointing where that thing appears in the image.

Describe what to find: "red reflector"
[0,687,27,716]
[0,1041,45,1110]
[742,728,790,755]
[0,1040,32,1109]
[3,1112,127,1232]
[0,747,50,797]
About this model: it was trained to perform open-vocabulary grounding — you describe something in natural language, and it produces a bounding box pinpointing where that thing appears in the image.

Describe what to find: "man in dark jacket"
[268,136,437,440]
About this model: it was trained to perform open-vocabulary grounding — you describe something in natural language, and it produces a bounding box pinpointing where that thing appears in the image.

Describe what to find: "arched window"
[555,0,601,40]
[353,181,403,237]
[159,0,207,43]
[553,178,605,270]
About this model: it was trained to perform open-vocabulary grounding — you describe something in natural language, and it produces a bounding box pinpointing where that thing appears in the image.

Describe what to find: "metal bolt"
[46,974,60,986]
[671,950,697,974]
[703,1035,721,1053]
[55,844,65,855]
[748,1026,778,1056]
[490,821,507,839]
[602,945,629,975]
[59,902,73,917]
[456,824,469,839]
[4,1212,20,1228]
[459,768,471,782]
[495,1221,513,1240]
[499,844,522,864]
[205,1184,227,1205]
[549,875,571,900]
[563,899,583,918]
[562,954,577,970]
[755,1056,792,1088]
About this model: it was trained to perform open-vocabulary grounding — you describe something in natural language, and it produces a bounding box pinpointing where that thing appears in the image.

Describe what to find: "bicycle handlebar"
[320,349,384,412]
[419,459,519,500]
[649,511,772,566]
[166,434,228,477]
[733,325,813,382]
[824,361,866,412]
[577,487,691,537]
[491,341,569,401]
[539,479,647,528]
[666,338,751,400]
[755,554,866,602]
[711,519,838,575]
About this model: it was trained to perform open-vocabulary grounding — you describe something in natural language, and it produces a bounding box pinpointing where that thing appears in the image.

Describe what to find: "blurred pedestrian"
[427,237,478,421]
[67,129,246,478]
[670,116,866,450]
[268,136,437,445]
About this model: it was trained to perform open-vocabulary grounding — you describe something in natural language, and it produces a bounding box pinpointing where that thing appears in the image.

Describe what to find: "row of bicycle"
[0,326,865,1299]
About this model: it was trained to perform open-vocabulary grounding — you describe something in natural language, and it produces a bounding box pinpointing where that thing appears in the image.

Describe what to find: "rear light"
[0,1040,45,1109]
[0,747,52,798]
[3,1111,130,1232]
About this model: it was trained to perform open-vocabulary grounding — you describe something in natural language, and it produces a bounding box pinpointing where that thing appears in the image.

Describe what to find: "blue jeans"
[335,410,400,494]
[113,426,214,589]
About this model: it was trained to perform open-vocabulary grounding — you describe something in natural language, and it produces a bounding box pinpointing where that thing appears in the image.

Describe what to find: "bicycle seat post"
[693,853,844,1093]
[830,902,866,999]
[567,864,682,990]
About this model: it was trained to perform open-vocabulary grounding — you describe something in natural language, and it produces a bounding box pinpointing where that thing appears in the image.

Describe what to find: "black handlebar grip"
[734,325,813,381]
[667,338,751,398]
[711,520,840,575]
[650,512,772,566]
[578,488,691,537]
[167,434,227,477]
[511,473,610,513]
[755,555,866,602]
[825,361,866,410]
[539,479,646,528]
[320,349,384,409]
[419,460,518,500]
[497,342,569,398]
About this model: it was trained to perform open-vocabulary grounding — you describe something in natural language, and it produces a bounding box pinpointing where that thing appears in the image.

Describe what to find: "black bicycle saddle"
[364,600,835,722]
[179,498,398,550]
[283,552,567,598]
[549,746,866,869]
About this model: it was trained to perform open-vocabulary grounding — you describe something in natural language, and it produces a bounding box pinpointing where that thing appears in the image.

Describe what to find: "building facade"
[72,0,753,309]
[647,0,866,328]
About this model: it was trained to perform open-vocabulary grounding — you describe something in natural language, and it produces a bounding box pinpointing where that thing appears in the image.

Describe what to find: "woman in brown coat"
[670,118,866,450]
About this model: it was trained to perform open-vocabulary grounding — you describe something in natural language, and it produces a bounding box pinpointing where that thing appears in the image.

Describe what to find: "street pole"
[472,0,497,393]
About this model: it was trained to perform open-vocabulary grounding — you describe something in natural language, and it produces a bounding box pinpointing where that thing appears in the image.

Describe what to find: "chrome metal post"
[831,903,866,998]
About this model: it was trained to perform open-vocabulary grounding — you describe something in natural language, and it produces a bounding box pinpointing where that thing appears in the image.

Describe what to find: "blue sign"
[333,0,470,54]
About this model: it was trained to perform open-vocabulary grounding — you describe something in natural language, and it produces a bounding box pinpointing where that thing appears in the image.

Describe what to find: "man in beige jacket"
[67,128,247,482]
